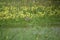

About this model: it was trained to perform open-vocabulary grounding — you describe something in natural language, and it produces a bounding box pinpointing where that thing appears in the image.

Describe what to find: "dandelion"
[3,10,9,14]
[20,13,25,18]
[38,12,45,17]
[26,12,30,17]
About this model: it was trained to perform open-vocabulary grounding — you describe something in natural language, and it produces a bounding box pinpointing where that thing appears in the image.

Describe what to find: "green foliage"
[0,0,60,27]
[0,0,60,40]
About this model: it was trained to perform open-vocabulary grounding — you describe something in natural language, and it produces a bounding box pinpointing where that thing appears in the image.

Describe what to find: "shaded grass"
[0,15,60,28]
[0,27,60,40]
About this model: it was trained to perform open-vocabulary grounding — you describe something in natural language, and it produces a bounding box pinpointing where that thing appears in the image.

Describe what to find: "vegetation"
[0,1,60,27]
[0,0,60,40]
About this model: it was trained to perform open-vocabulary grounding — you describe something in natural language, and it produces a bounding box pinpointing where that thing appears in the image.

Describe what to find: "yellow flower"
[4,10,9,14]
[38,12,45,17]
[26,12,30,16]
[20,13,25,18]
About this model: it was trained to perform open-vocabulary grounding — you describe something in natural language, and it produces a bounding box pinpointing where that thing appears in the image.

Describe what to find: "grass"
[0,27,60,40]
[0,0,60,40]
[0,15,60,40]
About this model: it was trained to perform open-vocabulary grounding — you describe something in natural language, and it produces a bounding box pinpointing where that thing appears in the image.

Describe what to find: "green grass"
[0,0,60,40]
[0,16,60,40]
[0,27,60,40]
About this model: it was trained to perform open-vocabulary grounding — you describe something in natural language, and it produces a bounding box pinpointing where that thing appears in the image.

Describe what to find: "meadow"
[0,0,60,40]
[0,5,60,28]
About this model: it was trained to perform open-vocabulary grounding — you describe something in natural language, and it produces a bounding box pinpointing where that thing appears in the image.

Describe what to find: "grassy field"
[0,27,60,40]
[0,0,60,40]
